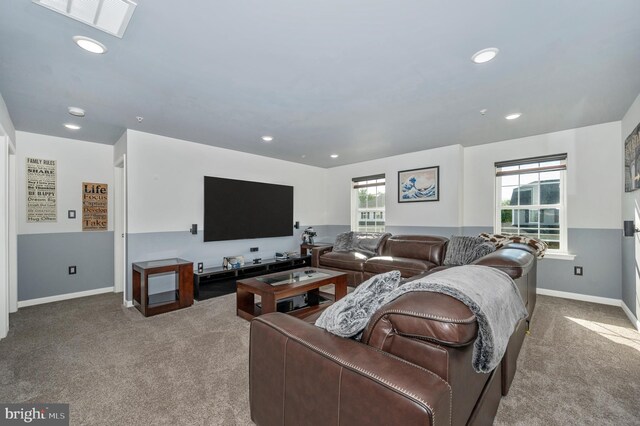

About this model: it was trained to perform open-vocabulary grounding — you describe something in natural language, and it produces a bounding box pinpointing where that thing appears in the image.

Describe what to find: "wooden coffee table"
[236,267,348,321]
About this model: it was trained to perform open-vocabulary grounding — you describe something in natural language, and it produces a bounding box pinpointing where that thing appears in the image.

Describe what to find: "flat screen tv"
[204,176,294,242]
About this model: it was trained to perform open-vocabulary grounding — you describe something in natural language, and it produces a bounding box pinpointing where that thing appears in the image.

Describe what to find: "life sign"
[82,182,108,231]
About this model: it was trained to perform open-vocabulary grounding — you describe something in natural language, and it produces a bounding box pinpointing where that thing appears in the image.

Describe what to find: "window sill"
[543,252,575,261]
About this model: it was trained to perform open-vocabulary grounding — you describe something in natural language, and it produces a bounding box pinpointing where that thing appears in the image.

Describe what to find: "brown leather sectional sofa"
[250,234,537,425]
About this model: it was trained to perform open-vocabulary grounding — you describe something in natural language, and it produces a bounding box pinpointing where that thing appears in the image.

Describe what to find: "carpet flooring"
[1,293,639,425]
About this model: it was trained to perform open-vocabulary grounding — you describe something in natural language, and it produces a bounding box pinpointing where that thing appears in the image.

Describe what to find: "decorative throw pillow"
[332,231,354,252]
[478,232,548,258]
[315,270,402,339]
[351,232,391,257]
[443,235,486,266]
[470,242,496,262]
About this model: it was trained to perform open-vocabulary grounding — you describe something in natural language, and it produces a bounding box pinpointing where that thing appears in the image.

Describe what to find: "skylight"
[33,0,137,38]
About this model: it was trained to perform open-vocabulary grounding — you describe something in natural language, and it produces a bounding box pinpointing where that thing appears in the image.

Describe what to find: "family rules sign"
[26,157,57,222]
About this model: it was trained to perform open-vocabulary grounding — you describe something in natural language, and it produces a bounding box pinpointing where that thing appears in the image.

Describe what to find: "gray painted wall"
[537,229,621,300]
[123,225,623,302]
[18,232,114,301]
[125,225,335,300]
[320,225,624,300]
[462,226,622,300]
[621,236,636,315]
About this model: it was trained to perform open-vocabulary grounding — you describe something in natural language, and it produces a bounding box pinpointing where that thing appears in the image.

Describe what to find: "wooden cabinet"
[132,258,194,317]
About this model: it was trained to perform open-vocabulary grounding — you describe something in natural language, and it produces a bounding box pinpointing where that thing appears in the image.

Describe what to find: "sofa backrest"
[381,235,449,265]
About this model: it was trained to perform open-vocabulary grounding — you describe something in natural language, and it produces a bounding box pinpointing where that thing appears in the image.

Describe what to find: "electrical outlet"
[68,266,77,275]
[197,262,203,273]
[574,266,583,276]
[250,247,259,252]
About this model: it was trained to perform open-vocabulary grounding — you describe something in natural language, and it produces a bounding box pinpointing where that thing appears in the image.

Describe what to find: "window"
[495,154,567,252]
[352,174,385,232]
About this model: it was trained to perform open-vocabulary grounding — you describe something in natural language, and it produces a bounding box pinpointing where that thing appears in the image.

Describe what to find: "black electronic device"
[204,176,294,242]
[624,220,639,237]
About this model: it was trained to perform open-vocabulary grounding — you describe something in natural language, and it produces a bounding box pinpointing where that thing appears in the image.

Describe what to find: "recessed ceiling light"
[261,136,273,142]
[73,36,107,54]
[64,123,81,130]
[330,154,339,159]
[471,47,499,64]
[505,113,522,120]
[68,107,85,117]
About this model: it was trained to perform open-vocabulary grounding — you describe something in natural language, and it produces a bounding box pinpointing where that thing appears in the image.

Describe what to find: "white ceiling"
[1,1,639,168]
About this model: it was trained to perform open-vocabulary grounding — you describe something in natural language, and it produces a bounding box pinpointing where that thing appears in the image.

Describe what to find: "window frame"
[351,174,386,233]
[494,155,568,254]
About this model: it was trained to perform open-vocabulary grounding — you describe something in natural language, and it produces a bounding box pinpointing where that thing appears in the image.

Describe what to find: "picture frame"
[398,166,439,203]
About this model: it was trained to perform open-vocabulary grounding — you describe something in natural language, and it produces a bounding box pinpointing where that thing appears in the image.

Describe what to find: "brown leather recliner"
[250,246,537,425]
[313,234,448,286]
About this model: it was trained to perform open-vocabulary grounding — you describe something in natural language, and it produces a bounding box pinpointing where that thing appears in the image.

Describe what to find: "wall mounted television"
[204,176,294,242]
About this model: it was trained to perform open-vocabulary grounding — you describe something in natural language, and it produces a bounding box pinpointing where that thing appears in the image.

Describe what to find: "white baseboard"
[18,287,115,308]
[124,300,134,308]
[621,302,640,331]
[537,288,620,306]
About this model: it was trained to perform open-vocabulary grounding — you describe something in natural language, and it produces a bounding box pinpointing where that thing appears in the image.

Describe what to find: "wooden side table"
[300,243,332,256]
[132,258,194,317]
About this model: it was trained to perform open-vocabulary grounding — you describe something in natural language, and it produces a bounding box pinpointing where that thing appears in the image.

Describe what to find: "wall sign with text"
[26,157,57,222]
[82,182,108,231]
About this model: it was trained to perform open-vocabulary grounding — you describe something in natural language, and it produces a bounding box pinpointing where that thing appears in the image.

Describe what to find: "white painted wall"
[0,95,15,144]
[113,131,127,164]
[126,130,327,234]
[16,132,114,234]
[325,144,465,228]
[463,122,622,229]
[0,91,15,339]
[1,134,9,338]
[621,92,640,322]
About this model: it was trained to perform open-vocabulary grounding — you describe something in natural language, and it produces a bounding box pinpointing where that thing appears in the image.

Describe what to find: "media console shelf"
[193,255,311,301]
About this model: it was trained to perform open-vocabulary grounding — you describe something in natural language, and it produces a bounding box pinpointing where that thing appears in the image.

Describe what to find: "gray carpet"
[1,294,639,425]
[495,296,640,425]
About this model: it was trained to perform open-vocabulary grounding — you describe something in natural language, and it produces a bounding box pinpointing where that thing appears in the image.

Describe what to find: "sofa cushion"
[443,236,487,266]
[381,235,448,265]
[320,251,369,272]
[364,256,437,277]
[332,231,353,252]
[315,270,402,338]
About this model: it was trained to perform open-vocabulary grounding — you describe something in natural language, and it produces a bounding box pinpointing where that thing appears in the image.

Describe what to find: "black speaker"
[191,224,198,235]
[294,221,300,229]
[624,220,637,237]
[197,262,204,273]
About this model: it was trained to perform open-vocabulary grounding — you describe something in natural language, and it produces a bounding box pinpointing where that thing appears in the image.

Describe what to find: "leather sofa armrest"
[250,313,452,426]
[471,247,535,280]
[311,245,333,267]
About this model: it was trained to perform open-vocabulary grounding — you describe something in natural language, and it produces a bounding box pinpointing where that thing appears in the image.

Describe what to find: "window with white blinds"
[495,154,567,252]
[352,174,385,232]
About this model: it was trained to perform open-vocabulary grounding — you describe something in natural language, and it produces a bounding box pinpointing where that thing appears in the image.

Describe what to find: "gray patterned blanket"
[382,265,528,373]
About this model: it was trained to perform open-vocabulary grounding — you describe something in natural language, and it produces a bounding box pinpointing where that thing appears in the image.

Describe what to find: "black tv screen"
[204,176,294,242]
